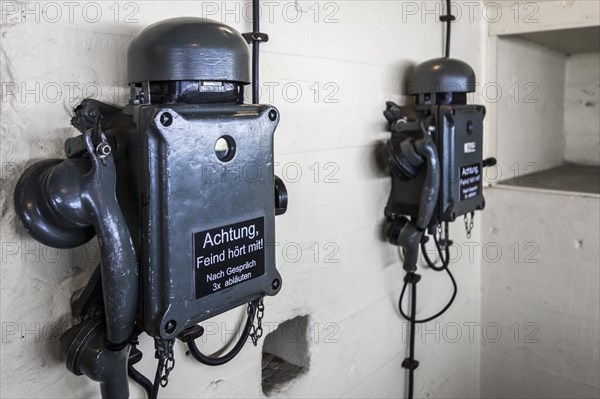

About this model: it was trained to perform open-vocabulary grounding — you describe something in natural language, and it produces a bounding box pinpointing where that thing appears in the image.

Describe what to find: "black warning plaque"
[194,217,265,299]
[459,163,482,201]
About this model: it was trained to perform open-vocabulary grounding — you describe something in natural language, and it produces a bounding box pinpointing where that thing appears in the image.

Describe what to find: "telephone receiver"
[383,114,440,273]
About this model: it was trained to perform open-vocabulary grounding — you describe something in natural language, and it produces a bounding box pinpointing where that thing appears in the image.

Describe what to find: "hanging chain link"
[464,211,475,239]
[248,297,265,346]
[436,223,445,248]
[154,338,175,388]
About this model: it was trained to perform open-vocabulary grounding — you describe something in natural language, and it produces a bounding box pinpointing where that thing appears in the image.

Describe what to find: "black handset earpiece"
[384,130,441,273]
[385,139,423,182]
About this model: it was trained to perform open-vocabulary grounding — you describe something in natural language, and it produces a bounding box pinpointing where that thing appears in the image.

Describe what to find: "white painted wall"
[486,0,600,36]
[0,1,487,398]
[564,52,600,166]
[489,2,600,172]
[495,36,566,175]
[482,3,600,397]
[480,187,600,398]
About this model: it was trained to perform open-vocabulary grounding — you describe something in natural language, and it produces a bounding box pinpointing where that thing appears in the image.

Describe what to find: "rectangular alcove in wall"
[481,4,600,396]
[491,25,600,195]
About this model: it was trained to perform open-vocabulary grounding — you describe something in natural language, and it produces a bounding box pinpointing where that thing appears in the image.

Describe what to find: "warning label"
[193,217,265,299]
[459,163,481,201]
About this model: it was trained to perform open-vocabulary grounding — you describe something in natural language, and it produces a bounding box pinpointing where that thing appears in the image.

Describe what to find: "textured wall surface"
[483,3,600,397]
[495,36,566,175]
[481,187,600,398]
[1,1,486,398]
[564,52,600,166]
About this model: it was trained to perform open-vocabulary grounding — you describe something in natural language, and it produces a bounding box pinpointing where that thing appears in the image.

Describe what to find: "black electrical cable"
[126,333,155,399]
[421,234,450,272]
[187,305,255,366]
[441,0,454,58]
[398,224,458,399]
[252,0,260,104]
[399,265,457,324]
[402,222,457,323]
[406,274,418,399]
[150,358,162,399]
[128,353,164,399]
[129,363,154,398]
[445,0,452,58]
[399,242,457,399]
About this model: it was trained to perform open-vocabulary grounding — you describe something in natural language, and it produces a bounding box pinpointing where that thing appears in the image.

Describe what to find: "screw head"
[165,320,177,334]
[272,279,280,290]
[160,112,173,127]
[268,109,278,121]
[96,142,112,158]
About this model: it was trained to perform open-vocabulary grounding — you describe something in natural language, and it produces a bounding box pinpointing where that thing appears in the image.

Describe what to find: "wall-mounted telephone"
[382,2,496,398]
[13,5,286,398]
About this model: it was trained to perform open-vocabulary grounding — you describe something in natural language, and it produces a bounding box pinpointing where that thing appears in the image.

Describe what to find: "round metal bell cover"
[406,57,476,95]
[127,17,250,85]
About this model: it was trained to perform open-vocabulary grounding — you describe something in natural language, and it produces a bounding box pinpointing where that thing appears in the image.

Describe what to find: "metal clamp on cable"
[242,32,269,43]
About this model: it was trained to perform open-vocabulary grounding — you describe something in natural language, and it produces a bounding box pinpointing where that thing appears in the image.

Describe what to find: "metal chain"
[154,338,175,388]
[436,223,445,249]
[248,297,265,346]
[464,212,475,239]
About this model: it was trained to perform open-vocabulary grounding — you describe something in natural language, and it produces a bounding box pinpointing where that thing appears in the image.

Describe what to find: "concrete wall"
[495,36,566,175]
[564,52,600,166]
[482,3,600,397]
[480,186,600,398]
[0,1,487,398]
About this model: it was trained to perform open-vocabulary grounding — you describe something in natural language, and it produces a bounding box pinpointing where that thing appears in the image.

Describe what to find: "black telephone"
[381,7,496,398]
